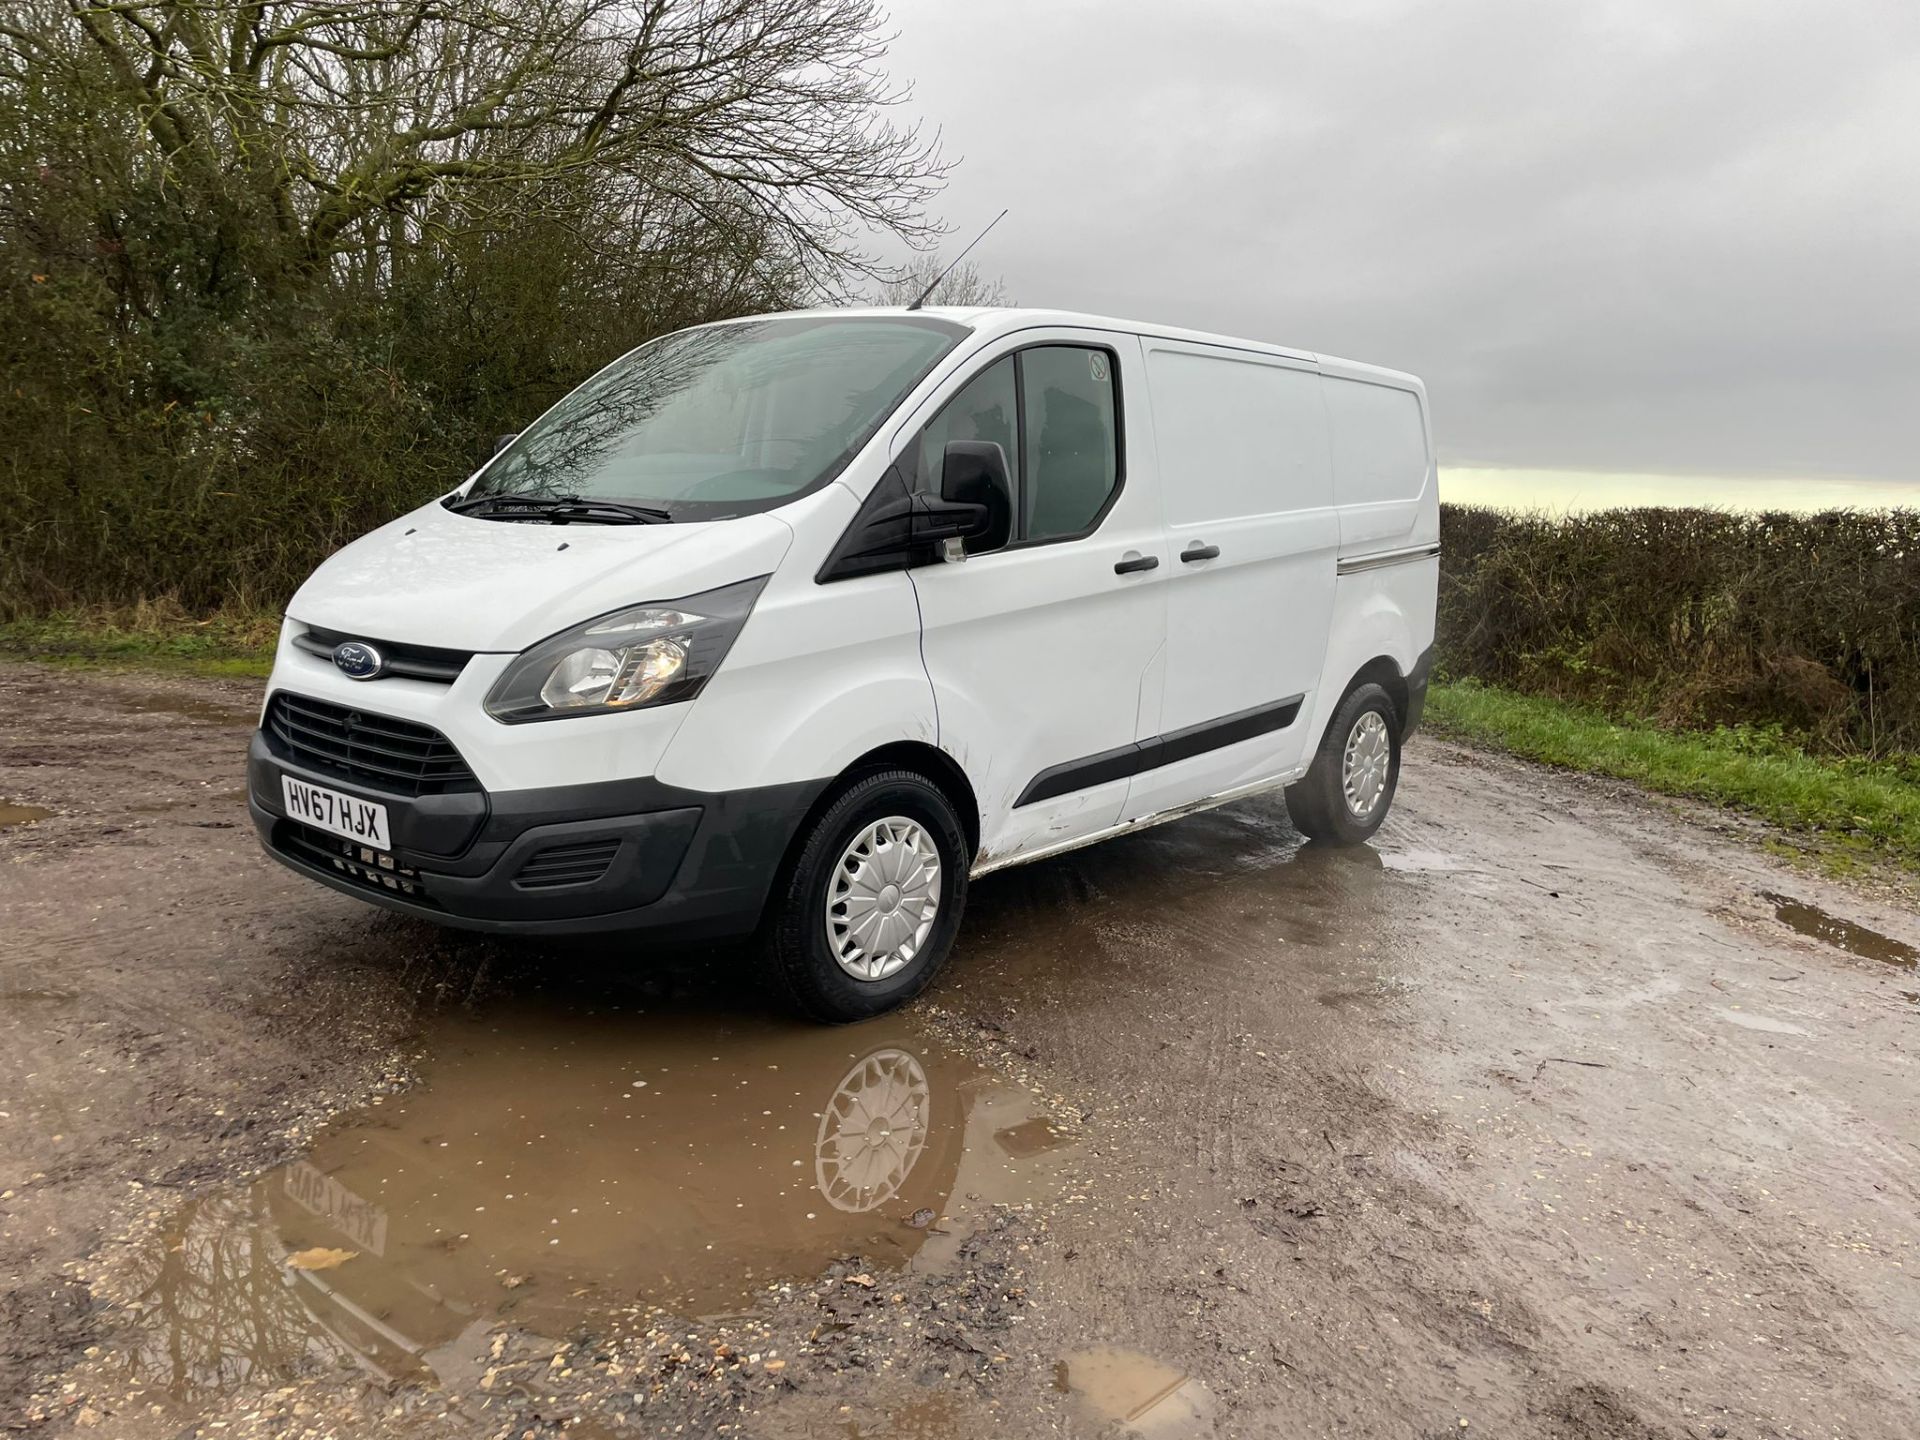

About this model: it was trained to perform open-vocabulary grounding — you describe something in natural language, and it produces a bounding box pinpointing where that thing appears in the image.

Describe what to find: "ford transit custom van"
[251,309,1438,1021]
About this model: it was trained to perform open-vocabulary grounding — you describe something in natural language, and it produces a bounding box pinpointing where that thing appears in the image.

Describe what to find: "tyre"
[1284,682,1401,845]
[762,769,970,1023]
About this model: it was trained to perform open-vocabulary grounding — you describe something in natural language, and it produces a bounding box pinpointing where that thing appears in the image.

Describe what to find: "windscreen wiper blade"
[445,492,672,524]
[546,499,674,525]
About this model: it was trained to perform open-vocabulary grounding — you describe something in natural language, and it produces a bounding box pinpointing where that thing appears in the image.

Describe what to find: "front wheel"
[762,770,970,1023]
[1285,682,1402,845]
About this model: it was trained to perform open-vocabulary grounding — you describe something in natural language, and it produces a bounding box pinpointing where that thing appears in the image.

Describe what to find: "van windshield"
[463,315,969,521]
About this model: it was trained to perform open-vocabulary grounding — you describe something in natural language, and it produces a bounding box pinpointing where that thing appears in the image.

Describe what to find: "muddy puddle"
[130,786,250,817]
[113,997,1078,1401]
[0,801,53,828]
[1056,1346,1213,1436]
[1761,891,1917,969]
[125,690,256,726]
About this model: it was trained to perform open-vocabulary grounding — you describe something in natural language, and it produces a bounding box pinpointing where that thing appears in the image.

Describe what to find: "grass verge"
[1425,680,1920,876]
[0,610,277,679]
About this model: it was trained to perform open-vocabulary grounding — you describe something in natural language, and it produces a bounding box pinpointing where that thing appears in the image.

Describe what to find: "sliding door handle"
[1113,551,1160,575]
[1180,542,1221,563]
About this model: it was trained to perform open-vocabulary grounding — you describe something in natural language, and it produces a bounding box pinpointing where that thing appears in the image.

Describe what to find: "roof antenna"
[905,209,1009,311]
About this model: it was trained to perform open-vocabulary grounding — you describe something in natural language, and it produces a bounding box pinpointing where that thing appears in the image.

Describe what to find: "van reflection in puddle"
[118,1008,1074,1400]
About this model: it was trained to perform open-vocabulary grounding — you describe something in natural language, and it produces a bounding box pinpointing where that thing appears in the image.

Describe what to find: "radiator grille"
[265,693,478,796]
[291,626,472,683]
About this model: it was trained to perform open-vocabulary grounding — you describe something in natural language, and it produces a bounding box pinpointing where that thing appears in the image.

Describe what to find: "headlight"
[485,577,768,723]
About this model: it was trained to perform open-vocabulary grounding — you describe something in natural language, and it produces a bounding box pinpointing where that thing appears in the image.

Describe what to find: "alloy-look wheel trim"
[1342,710,1392,819]
[825,816,942,982]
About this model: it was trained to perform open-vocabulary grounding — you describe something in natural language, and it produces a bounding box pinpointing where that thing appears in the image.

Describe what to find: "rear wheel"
[1285,682,1401,845]
[763,770,969,1023]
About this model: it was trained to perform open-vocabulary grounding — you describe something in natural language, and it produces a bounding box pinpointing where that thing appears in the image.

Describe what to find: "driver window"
[907,357,1019,504]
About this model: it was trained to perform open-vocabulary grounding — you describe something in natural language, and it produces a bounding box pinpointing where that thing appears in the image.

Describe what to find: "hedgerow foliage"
[0,0,942,613]
[1438,505,1920,756]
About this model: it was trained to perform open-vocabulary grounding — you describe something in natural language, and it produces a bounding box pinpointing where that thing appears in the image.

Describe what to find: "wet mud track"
[4,662,1919,1438]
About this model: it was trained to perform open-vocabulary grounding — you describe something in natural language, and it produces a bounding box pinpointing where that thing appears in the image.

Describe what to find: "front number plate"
[281,776,391,850]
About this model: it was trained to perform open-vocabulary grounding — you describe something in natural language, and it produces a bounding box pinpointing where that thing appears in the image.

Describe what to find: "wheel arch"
[1342,655,1410,733]
[783,741,982,877]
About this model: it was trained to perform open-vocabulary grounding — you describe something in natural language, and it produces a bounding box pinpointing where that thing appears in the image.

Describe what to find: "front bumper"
[249,730,824,939]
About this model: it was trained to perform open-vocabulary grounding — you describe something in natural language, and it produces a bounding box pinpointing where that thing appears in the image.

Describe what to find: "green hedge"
[1437,504,1920,757]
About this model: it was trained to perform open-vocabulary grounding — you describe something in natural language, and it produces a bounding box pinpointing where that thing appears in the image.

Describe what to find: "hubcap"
[1342,710,1392,819]
[826,817,942,982]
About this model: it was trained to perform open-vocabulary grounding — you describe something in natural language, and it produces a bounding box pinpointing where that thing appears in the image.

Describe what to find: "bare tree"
[870,253,1011,308]
[0,0,956,610]
[3,0,947,293]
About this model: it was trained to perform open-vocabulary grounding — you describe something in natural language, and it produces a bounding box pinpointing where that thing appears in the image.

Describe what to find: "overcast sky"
[880,0,1920,493]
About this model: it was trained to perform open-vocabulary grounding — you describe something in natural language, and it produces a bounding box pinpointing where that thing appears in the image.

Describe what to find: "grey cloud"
[883,0,1920,483]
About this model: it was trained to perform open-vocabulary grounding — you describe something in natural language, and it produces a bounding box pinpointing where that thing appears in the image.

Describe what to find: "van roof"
[764,305,1424,394]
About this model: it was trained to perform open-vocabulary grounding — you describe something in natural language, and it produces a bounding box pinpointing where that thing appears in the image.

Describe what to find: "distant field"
[1440,467,1919,515]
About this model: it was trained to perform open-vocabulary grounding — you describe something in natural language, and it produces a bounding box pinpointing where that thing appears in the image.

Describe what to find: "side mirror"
[934,441,1014,553]
[492,432,520,456]
[814,446,1013,584]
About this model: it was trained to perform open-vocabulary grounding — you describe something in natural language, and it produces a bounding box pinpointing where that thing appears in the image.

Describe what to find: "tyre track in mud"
[5,661,1920,1438]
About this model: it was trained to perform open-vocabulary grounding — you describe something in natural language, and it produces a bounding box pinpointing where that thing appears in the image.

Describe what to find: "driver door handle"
[1113,551,1159,574]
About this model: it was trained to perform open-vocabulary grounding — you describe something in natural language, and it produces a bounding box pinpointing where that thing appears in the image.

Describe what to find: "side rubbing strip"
[1336,542,1441,575]
[1014,696,1304,808]
[1014,741,1143,809]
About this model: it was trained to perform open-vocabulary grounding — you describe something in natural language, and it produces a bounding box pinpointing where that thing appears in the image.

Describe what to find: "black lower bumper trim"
[251,732,826,939]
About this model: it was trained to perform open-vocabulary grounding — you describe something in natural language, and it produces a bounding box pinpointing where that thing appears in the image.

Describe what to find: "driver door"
[902,332,1169,865]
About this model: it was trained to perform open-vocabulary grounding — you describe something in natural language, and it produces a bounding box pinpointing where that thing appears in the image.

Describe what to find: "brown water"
[125,690,256,726]
[0,801,52,828]
[1761,891,1918,969]
[1056,1346,1213,1435]
[118,999,1077,1400]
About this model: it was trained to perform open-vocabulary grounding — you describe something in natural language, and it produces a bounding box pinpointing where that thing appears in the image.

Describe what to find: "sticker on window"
[1089,352,1109,383]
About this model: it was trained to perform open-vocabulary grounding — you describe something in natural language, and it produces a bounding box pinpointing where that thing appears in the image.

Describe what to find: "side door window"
[1020,346,1120,542]
[905,345,1120,549]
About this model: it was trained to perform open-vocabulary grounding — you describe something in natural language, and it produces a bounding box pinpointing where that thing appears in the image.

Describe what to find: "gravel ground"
[3,661,1918,1439]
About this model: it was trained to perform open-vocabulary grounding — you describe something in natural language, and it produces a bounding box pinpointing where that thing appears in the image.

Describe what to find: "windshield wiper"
[446,492,672,524]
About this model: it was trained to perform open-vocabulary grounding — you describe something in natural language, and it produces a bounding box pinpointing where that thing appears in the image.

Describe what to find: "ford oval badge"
[332,641,384,680]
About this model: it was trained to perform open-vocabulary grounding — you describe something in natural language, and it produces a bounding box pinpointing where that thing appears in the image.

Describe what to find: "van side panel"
[1116,341,1339,822]
[1298,371,1438,753]
[1320,369,1438,552]
[655,485,937,795]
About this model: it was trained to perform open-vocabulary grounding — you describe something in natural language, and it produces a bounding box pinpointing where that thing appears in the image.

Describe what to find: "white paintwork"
[269,305,1436,890]
[654,484,936,795]
[901,329,1167,862]
[288,498,795,653]
[1119,342,1337,820]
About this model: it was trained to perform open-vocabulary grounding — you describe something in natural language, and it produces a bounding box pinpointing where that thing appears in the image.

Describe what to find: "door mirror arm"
[910,494,990,550]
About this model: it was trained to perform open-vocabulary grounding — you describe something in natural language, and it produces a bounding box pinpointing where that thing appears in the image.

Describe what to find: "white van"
[251,308,1438,1021]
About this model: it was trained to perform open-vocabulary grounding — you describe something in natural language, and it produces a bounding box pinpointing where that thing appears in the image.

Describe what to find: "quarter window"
[909,357,1018,497]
